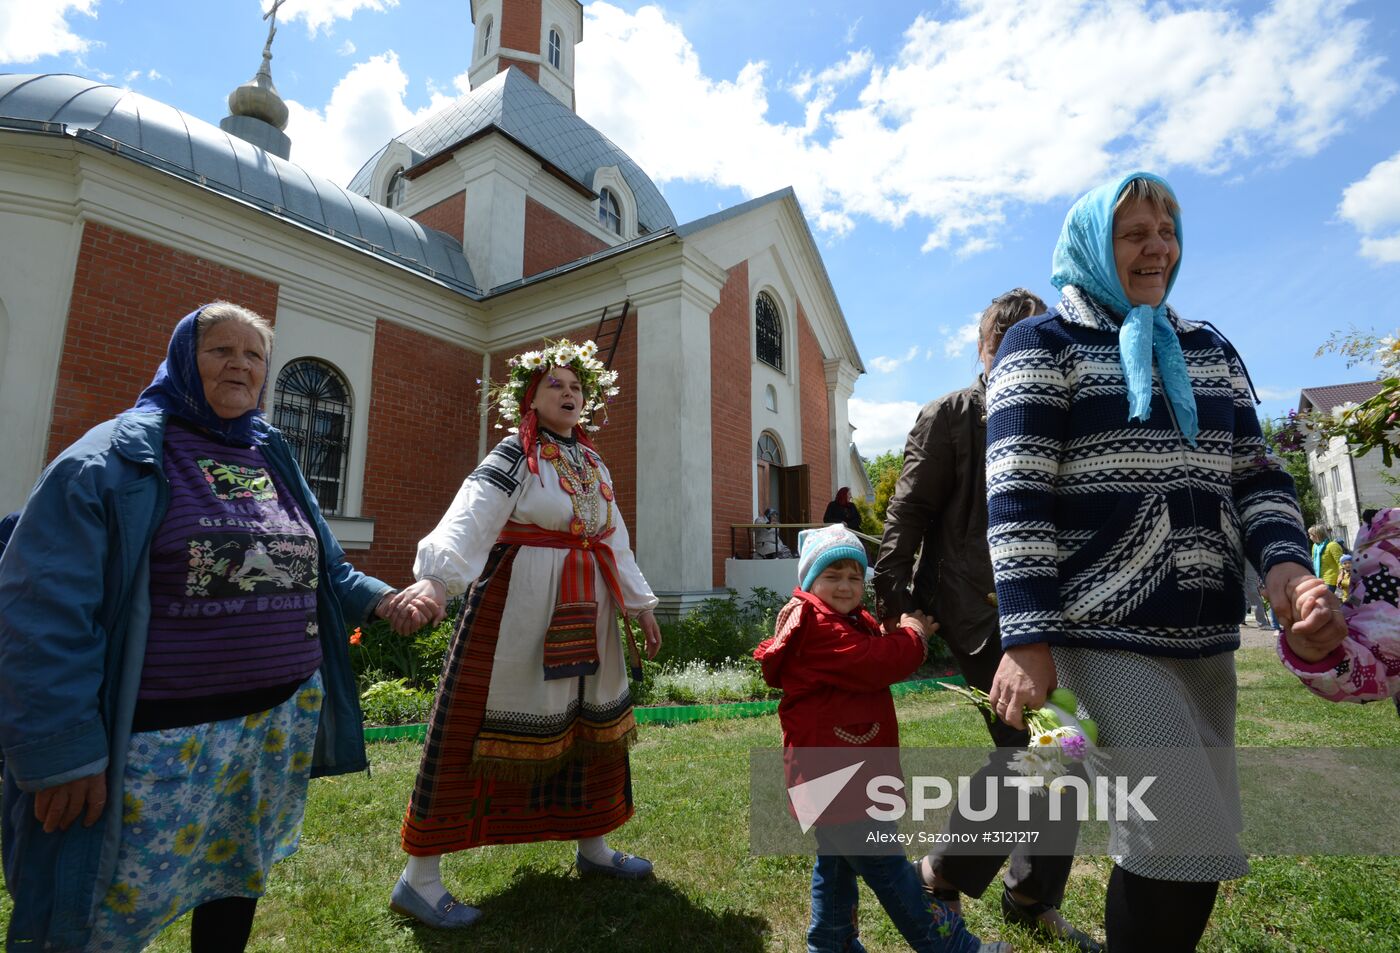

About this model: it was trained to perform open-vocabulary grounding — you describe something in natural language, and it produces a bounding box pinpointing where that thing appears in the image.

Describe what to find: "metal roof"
[0,73,476,292]
[348,68,675,233]
[1299,381,1385,414]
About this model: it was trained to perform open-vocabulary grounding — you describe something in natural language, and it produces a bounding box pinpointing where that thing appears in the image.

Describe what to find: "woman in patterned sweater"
[981,173,1345,951]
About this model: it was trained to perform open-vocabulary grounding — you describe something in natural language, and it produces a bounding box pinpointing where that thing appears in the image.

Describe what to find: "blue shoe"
[575,849,654,879]
[388,874,481,928]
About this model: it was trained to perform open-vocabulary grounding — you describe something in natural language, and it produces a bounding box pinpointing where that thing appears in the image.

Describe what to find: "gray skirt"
[1051,646,1248,882]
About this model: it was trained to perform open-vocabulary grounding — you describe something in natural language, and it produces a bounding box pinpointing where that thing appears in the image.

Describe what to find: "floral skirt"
[85,673,323,952]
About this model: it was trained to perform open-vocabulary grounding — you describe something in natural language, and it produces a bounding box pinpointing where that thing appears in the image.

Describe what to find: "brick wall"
[709,263,752,586]
[357,322,483,586]
[523,197,606,277]
[498,57,540,83]
[797,300,832,514]
[47,221,280,460]
[500,0,542,53]
[481,317,639,539]
[411,190,465,244]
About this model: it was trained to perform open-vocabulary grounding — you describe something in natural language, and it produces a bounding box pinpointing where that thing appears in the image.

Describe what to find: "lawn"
[6,646,1400,952]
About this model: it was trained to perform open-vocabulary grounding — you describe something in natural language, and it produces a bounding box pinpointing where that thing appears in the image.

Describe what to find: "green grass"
[7,647,1400,951]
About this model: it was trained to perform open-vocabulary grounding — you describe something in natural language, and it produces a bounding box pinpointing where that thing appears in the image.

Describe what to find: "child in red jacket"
[754,524,1010,953]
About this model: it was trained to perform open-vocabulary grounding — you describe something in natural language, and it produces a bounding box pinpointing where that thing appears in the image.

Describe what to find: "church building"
[0,0,866,612]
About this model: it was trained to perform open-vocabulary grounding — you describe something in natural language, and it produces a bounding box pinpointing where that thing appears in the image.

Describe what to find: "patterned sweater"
[985,288,1310,657]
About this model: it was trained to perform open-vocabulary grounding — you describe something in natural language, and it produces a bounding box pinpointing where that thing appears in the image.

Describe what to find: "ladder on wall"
[593,299,629,370]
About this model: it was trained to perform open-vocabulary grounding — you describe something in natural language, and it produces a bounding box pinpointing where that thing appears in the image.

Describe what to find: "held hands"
[988,643,1056,730]
[898,610,937,660]
[34,772,106,833]
[1268,562,1348,662]
[376,578,447,636]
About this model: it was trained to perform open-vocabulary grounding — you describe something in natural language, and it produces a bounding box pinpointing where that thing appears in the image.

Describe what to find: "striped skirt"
[401,544,635,856]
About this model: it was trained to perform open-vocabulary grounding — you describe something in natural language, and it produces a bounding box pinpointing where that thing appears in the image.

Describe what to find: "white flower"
[606,387,620,397]
[579,341,598,359]
[1387,426,1400,447]
[1333,401,1358,424]
[520,351,544,368]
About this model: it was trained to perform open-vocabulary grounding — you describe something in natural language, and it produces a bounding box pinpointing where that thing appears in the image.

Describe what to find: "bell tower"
[469,0,584,110]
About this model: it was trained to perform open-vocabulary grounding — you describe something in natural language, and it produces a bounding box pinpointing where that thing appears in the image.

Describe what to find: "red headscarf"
[518,367,601,479]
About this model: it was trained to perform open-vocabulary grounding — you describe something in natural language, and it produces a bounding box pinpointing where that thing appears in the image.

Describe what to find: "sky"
[3,0,1399,454]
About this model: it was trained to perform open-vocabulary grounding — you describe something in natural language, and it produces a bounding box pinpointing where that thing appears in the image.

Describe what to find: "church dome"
[0,73,475,291]
[348,68,675,233]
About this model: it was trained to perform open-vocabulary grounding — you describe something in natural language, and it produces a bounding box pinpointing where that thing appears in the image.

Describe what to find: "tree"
[862,450,903,522]
[1260,415,1321,528]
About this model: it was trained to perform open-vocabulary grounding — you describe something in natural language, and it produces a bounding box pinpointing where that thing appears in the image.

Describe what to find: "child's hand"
[900,610,936,639]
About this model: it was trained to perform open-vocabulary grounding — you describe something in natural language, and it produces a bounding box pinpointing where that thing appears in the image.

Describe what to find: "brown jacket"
[873,378,998,656]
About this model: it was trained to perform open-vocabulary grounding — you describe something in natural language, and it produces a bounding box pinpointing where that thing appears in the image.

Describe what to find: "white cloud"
[283,52,463,187]
[0,0,97,62]
[868,344,919,374]
[577,0,1391,255]
[849,397,922,454]
[338,39,357,56]
[269,0,399,37]
[941,317,981,359]
[1254,385,1299,401]
[122,68,163,85]
[1339,150,1400,264]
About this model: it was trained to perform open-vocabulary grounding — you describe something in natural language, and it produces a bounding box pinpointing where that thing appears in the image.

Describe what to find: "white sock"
[402,854,448,905]
[577,836,615,865]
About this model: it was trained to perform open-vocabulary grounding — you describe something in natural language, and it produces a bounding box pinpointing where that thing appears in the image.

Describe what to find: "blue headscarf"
[1051,171,1199,445]
[132,306,270,445]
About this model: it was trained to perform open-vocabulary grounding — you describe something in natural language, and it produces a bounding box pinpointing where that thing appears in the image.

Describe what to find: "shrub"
[656,588,786,667]
[359,678,433,725]
[349,610,457,693]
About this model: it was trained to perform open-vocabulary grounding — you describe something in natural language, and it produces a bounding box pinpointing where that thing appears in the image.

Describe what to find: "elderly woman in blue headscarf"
[0,302,427,952]
[980,174,1344,950]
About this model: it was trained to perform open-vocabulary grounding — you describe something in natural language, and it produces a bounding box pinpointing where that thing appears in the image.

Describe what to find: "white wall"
[0,146,83,512]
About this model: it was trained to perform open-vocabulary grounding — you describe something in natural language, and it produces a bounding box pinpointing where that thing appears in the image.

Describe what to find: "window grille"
[758,432,783,465]
[548,29,562,69]
[386,169,406,209]
[756,292,784,371]
[598,188,622,234]
[273,359,352,515]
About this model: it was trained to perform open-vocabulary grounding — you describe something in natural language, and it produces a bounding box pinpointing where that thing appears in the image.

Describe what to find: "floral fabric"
[84,673,322,952]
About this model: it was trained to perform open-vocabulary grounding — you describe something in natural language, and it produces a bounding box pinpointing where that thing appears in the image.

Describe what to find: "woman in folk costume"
[383,339,662,929]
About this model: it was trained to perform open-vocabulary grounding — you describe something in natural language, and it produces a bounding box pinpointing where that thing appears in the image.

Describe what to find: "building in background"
[0,0,865,613]
[1298,381,1391,543]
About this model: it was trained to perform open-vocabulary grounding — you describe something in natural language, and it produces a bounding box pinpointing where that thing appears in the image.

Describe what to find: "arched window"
[386,168,407,209]
[756,291,784,371]
[756,430,785,523]
[764,383,778,413]
[481,17,493,55]
[758,432,783,464]
[273,359,352,515]
[548,28,562,69]
[598,187,622,235]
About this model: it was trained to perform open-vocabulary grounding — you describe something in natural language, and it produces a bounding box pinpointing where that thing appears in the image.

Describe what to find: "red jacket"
[754,590,925,822]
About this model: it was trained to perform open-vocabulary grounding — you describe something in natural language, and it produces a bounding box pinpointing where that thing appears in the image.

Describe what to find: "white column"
[824,357,860,493]
[623,245,726,598]
[0,158,82,513]
[455,143,537,292]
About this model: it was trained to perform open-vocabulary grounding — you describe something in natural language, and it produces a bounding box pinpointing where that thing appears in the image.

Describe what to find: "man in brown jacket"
[874,288,1101,953]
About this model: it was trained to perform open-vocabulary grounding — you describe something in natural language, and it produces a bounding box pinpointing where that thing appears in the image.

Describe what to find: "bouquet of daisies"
[940,683,1098,790]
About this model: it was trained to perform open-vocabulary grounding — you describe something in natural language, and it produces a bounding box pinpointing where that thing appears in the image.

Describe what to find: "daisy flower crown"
[491,338,621,433]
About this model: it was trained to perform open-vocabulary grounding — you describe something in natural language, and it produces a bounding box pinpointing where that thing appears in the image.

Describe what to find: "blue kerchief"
[1050,172,1199,445]
[132,306,270,445]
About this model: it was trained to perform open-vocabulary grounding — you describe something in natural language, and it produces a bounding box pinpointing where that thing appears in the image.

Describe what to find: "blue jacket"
[985,298,1310,657]
[0,411,390,952]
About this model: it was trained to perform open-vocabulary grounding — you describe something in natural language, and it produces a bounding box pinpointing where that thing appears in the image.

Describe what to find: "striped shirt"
[137,421,321,724]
